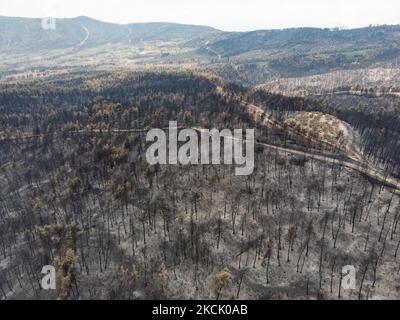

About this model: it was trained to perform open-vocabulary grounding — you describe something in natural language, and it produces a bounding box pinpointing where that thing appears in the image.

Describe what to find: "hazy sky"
[0,0,399,31]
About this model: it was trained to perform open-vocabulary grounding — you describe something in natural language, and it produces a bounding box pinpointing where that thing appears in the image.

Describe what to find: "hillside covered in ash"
[1,72,400,300]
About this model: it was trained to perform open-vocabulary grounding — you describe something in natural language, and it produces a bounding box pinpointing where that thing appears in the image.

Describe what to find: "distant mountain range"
[0,16,219,53]
[207,26,400,56]
[1,16,400,83]
[205,25,400,78]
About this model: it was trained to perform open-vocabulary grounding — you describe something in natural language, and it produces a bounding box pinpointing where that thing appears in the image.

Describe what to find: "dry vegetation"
[1,73,400,300]
[284,112,347,149]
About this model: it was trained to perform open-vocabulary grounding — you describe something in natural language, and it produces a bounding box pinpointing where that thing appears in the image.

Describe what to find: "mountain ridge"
[0,16,220,53]
[1,16,400,83]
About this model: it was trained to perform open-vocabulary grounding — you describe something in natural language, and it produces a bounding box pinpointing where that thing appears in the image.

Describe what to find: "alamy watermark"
[342,265,356,290]
[41,0,58,30]
[41,265,56,290]
[146,121,255,176]
[41,17,57,30]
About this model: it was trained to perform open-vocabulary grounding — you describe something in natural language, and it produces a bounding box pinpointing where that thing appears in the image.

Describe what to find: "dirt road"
[245,103,400,192]
[1,105,400,193]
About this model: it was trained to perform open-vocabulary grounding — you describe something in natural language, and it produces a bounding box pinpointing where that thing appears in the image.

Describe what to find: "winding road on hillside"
[245,102,400,192]
[1,101,400,193]
[75,25,90,50]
